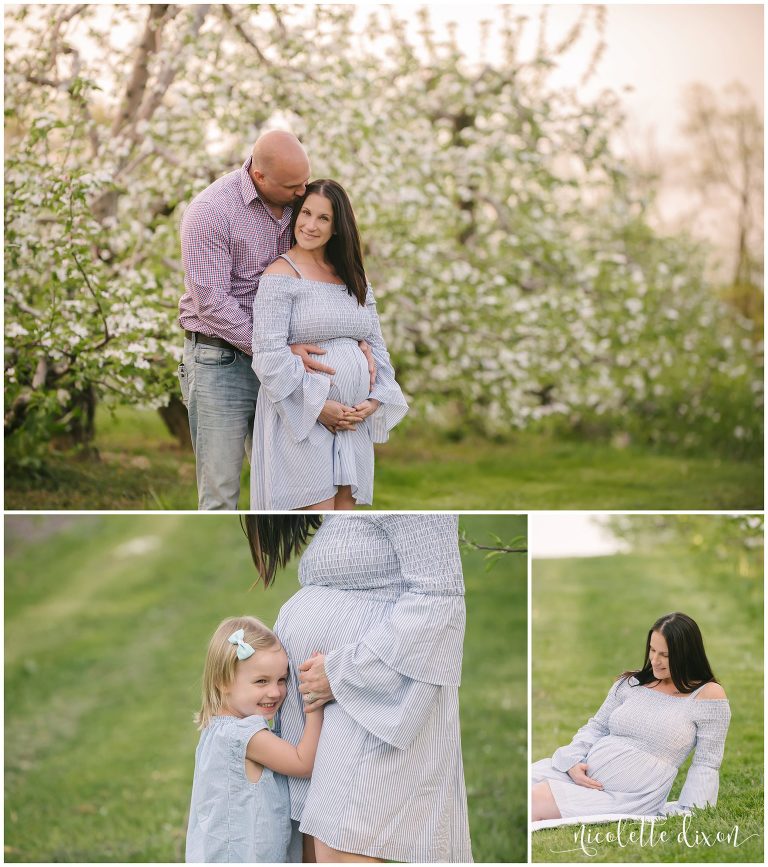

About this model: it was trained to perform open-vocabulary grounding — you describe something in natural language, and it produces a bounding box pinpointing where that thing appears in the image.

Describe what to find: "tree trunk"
[158,395,193,450]
[50,385,98,452]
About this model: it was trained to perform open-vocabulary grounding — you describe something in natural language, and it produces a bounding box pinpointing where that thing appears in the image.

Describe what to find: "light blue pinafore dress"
[185,714,301,863]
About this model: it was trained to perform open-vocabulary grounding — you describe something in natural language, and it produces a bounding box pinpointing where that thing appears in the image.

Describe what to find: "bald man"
[178,132,333,510]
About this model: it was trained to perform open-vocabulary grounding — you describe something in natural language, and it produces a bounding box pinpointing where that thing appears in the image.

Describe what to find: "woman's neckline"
[261,273,347,288]
[637,680,726,701]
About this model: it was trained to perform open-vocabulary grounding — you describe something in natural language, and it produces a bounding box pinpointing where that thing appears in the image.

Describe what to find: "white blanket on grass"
[532,802,692,832]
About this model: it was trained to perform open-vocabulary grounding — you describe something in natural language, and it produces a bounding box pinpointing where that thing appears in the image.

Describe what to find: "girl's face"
[295,193,334,251]
[221,645,289,721]
[648,630,671,681]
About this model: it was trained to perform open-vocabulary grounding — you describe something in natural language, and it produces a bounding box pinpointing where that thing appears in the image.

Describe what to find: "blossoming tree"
[4,4,762,465]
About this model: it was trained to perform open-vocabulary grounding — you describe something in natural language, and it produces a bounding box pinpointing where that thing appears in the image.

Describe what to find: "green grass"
[4,405,763,509]
[531,542,763,863]
[4,514,527,863]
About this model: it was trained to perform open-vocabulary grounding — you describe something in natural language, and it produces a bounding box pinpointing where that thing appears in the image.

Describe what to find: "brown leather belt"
[185,330,240,353]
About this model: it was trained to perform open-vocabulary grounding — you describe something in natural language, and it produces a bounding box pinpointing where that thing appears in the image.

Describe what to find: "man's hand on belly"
[291,343,336,375]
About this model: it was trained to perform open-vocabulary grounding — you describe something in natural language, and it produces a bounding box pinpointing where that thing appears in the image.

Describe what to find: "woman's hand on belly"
[351,398,380,420]
[298,653,335,713]
[318,400,365,433]
[567,762,604,790]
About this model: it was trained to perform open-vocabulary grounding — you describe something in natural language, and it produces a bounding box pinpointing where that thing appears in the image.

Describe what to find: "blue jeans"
[178,336,260,510]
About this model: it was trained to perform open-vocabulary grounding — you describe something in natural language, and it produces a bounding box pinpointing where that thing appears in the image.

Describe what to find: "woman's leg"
[531,781,562,821]
[299,497,336,511]
[302,834,316,863]
[314,839,383,863]
[333,485,356,510]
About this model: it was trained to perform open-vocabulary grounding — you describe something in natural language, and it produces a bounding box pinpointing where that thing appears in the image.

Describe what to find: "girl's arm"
[245,707,323,779]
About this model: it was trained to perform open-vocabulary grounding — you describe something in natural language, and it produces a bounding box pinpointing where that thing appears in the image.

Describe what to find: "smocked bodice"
[298,514,464,596]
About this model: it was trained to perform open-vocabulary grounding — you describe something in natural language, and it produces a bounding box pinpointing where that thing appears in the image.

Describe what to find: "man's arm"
[181,200,253,354]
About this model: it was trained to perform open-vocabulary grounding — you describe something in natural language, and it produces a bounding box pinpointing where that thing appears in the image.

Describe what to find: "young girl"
[186,616,323,863]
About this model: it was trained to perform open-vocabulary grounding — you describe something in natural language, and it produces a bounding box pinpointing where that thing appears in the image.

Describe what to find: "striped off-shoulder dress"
[532,675,731,817]
[250,255,408,510]
[273,513,473,862]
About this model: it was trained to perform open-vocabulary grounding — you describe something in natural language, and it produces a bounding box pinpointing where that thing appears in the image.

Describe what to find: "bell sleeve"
[363,285,409,442]
[323,514,465,750]
[550,677,631,773]
[677,699,731,808]
[251,275,331,442]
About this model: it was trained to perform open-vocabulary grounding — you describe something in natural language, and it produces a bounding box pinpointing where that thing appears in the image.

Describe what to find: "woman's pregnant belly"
[275,585,395,662]
[585,736,677,793]
[311,338,369,406]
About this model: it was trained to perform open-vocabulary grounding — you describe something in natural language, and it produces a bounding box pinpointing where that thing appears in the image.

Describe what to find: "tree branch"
[111,4,170,137]
[222,4,272,67]
[136,5,208,125]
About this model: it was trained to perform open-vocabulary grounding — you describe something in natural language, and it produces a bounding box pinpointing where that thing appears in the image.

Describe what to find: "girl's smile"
[221,646,289,720]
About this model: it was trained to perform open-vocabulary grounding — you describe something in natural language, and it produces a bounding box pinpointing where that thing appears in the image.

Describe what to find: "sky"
[389,3,763,156]
[529,513,630,558]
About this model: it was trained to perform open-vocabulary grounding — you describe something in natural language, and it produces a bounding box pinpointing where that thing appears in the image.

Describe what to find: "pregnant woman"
[244,514,473,863]
[250,180,408,510]
[531,612,731,821]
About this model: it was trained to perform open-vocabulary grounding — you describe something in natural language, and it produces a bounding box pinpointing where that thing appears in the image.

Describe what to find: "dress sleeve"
[323,514,465,750]
[251,275,331,442]
[363,285,409,442]
[550,678,630,773]
[677,700,731,808]
[181,201,253,354]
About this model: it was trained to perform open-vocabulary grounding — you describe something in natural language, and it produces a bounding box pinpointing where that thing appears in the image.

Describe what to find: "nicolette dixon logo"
[550,815,758,858]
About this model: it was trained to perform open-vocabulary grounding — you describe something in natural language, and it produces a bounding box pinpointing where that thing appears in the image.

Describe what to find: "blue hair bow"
[228,628,255,660]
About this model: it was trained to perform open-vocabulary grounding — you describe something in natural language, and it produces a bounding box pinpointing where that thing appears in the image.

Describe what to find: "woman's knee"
[532,781,561,821]
[314,839,383,863]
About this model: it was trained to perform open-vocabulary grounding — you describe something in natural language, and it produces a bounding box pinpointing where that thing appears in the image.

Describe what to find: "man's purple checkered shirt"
[178,157,293,355]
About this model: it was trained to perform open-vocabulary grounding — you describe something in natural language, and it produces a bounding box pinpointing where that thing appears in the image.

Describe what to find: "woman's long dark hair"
[289,179,367,305]
[623,612,717,694]
[241,516,323,587]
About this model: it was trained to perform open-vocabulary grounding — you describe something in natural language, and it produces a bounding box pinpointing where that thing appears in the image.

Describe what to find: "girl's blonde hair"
[195,615,282,730]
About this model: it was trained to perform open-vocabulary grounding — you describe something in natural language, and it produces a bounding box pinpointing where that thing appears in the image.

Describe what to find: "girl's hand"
[298,653,334,713]
[567,763,603,789]
[351,399,380,420]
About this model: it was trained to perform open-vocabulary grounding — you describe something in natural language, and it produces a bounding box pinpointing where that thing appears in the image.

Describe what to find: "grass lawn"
[4,513,527,863]
[4,405,763,509]
[531,542,764,863]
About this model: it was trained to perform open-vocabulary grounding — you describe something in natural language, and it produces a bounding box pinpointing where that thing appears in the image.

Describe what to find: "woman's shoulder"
[262,256,301,278]
[695,681,727,700]
[259,259,305,295]
[607,673,638,697]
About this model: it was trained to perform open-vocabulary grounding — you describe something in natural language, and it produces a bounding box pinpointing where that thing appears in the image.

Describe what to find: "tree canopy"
[4,4,763,463]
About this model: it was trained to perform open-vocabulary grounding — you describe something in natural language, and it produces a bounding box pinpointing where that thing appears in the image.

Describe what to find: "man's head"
[250,130,310,208]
